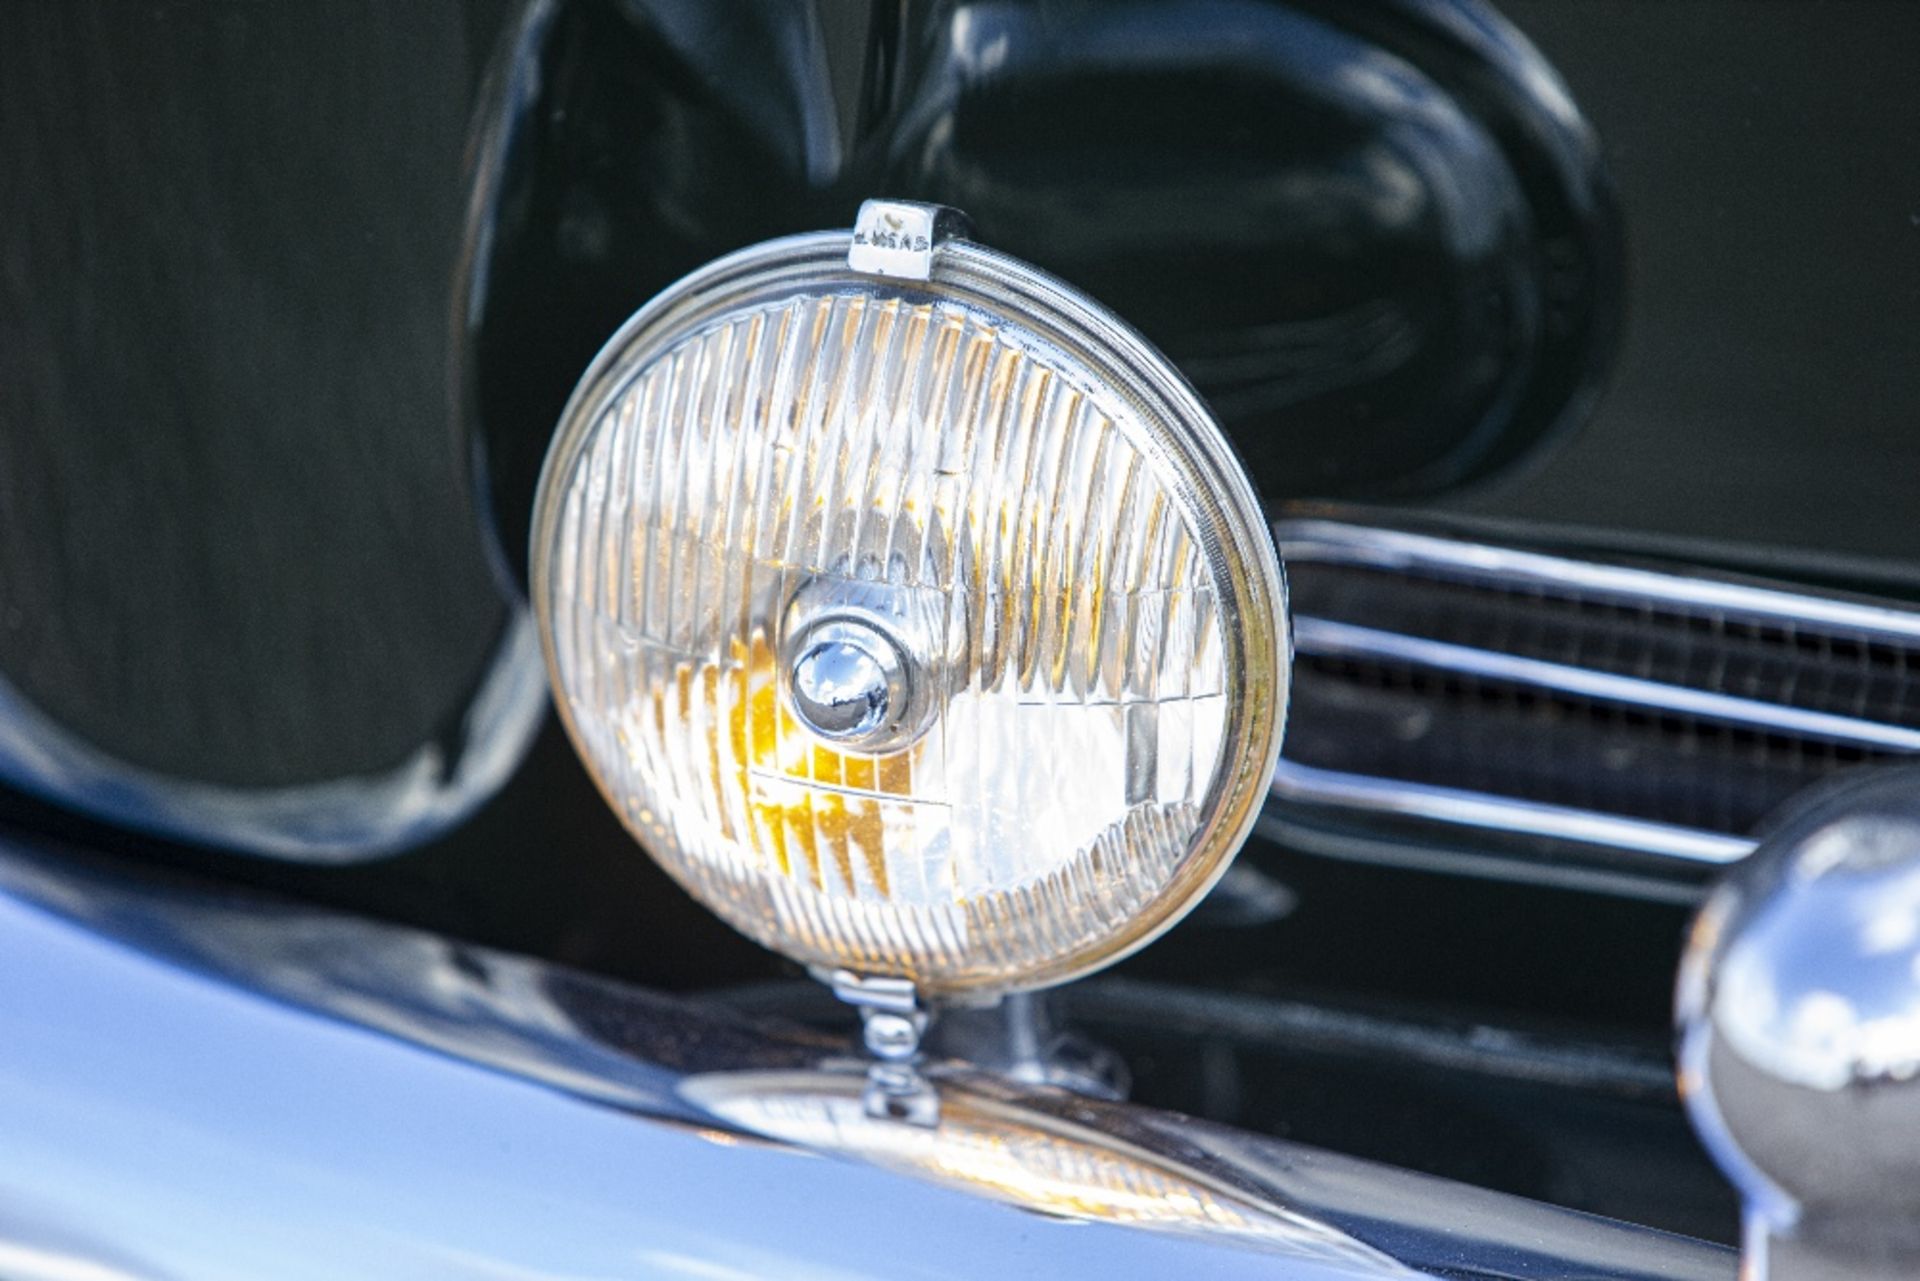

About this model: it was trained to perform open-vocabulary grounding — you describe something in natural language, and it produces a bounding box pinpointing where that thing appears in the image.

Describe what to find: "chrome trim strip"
[1280,518,1920,643]
[1270,760,1755,866]
[1269,519,1920,882]
[1295,617,1920,753]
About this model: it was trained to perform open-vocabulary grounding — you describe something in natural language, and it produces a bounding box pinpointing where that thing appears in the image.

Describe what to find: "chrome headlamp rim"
[530,226,1289,996]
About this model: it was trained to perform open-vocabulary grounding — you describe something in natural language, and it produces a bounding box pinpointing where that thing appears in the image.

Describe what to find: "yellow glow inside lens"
[533,232,1285,995]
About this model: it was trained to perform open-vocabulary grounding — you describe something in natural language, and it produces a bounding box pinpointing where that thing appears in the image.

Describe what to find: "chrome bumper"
[0,836,1731,1280]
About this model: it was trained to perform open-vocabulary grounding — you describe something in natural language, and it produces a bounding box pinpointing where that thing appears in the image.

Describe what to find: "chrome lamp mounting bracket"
[829,969,940,1126]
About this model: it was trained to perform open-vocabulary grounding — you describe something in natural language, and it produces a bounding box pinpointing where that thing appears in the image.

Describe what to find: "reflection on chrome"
[1679,768,1920,1280]
[1715,817,1920,1092]
[682,1069,1409,1273]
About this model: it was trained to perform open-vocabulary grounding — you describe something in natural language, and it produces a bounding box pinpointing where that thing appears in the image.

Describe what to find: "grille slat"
[1269,520,1920,896]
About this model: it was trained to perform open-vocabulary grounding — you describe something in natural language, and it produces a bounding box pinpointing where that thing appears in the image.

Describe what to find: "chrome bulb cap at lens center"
[788,622,910,746]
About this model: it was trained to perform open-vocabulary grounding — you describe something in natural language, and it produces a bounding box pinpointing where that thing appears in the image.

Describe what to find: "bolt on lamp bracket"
[828,969,940,1126]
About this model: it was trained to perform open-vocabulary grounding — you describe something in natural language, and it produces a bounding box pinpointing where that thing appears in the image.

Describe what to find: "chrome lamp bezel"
[529,214,1289,998]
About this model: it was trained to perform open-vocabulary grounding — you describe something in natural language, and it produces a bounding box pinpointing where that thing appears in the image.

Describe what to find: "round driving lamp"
[531,200,1287,998]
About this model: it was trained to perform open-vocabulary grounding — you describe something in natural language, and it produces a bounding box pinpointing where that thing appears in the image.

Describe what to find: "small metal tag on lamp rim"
[848,199,974,280]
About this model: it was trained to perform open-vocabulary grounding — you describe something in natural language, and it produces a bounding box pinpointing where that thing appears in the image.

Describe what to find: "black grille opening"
[1288,648,1891,835]
[1289,563,1920,728]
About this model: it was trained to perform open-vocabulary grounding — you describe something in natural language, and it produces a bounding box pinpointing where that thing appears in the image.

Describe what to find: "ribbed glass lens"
[533,231,1284,994]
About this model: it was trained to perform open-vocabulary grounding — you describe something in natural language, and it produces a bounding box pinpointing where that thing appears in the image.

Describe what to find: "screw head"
[863,1010,924,1061]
